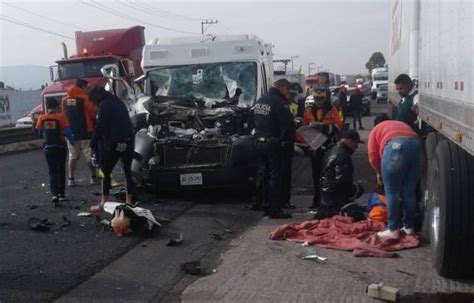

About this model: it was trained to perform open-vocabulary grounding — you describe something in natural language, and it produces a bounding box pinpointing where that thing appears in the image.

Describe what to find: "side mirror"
[49,65,58,82]
[100,64,121,81]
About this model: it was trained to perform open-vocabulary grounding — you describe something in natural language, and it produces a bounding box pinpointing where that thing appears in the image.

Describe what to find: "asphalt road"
[0,102,385,303]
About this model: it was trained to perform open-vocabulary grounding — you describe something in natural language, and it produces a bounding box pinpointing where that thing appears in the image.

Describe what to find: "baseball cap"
[341,129,365,144]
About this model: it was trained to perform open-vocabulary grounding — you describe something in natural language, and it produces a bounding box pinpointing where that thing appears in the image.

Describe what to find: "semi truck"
[389,0,473,277]
[370,67,388,92]
[127,35,274,191]
[41,26,145,114]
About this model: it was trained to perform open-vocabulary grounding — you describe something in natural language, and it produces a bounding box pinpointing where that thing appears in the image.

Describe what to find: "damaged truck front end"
[131,96,258,191]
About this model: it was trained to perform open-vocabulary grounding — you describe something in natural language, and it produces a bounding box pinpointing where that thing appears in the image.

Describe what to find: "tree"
[365,52,386,74]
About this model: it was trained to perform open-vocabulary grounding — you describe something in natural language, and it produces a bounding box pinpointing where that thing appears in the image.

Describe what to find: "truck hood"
[42,77,108,95]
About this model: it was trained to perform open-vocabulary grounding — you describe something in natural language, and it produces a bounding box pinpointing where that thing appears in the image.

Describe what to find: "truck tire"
[420,132,442,242]
[429,140,474,277]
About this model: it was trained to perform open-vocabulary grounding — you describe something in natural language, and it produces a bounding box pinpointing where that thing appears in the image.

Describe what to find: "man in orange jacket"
[301,87,343,209]
[62,79,98,186]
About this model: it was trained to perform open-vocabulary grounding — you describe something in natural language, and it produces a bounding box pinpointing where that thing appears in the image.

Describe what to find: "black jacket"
[254,87,294,141]
[320,143,357,198]
[90,93,134,149]
[349,92,363,111]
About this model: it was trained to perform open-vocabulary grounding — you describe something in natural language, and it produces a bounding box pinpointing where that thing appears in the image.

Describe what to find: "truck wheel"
[420,133,442,242]
[430,140,474,277]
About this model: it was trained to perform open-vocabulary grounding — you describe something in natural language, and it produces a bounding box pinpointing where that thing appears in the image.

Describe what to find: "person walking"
[62,78,98,186]
[301,88,343,209]
[35,98,75,206]
[368,114,421,239]
[251,79,294,219]
[349,87,364,130]
[87,86,135,212]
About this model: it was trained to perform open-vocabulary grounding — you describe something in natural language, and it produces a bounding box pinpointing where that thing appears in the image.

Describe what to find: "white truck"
[130,35,274,191]
[371,67,388,92]
[389,0,474,277]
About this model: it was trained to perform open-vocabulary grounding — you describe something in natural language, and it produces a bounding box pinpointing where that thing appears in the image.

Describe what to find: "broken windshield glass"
[147,62,257,107]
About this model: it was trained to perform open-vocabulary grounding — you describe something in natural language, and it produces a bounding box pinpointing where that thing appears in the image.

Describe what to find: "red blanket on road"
[269,216,421,257]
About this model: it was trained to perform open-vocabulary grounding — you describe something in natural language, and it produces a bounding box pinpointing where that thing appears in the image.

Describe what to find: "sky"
[0,0,390,75]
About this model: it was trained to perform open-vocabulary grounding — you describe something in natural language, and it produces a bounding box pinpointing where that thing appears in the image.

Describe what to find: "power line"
[0,15,73,40]
[4,2,84,31]
[134,2,201,22]
[81,0,200,35]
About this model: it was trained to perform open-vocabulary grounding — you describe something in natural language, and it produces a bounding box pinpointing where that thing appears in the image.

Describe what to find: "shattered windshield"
[147,62,257,107]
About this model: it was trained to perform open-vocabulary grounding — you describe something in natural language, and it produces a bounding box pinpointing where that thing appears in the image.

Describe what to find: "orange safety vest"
[302,105,343,129]
[368,194,387,223]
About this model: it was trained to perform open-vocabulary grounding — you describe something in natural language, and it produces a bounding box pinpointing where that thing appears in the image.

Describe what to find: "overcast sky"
[0,0,390,75]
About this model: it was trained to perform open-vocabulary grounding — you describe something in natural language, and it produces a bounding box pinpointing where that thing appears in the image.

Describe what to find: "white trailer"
[389,0,474,277]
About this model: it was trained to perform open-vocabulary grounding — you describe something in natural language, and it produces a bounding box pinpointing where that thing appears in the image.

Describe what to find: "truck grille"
[155,143,228,169]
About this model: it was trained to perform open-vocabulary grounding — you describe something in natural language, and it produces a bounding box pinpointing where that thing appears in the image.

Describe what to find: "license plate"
[180,173,203,186]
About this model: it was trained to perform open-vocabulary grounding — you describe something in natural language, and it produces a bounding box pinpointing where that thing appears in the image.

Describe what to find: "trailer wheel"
[430,140,474,277]
[420,133,442,242]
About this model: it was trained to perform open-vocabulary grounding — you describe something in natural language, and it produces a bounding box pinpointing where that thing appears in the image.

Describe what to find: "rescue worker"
[368,114,421,239]
[88,86,135,212]
[62,78,98,186]
[394,74,419,132]
[35,98,75,206]
[314,130,364,220]
[349,87,364,130]
[288,89,299,117]
[252,78,294,219]
[302,87,343,209]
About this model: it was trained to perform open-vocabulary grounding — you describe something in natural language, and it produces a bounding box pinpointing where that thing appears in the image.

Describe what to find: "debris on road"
[28,217,51,232]
[167,233,184,246]
[61,216,71,228]
[366,283,399,302]
[395,269,415,277]
[11,213,17,216]
[210,233,224,241]
[302,254,327,262]
[77,212,92,217]
[181,261,204,275]
[104,202,161,236]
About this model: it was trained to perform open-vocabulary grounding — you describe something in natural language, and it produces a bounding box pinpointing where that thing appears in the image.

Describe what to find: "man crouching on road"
[314,130,365,220]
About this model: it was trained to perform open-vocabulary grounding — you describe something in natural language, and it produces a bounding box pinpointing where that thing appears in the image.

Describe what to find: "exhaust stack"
[61,42,68,59]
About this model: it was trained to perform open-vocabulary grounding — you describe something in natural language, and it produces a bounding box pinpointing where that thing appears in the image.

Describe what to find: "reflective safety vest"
[63,96,89,140]
[289,102,298,117]
[42,118,63,146]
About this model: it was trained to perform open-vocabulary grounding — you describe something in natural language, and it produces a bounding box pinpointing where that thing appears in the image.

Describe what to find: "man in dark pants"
[35,98,75,206]
[252,79,294,219]
[87,86,135,212]
[281,91,297,209]
[349,87,364,130]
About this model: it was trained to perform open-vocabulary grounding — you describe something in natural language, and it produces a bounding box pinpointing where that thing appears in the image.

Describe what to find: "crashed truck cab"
[132,35,274,190]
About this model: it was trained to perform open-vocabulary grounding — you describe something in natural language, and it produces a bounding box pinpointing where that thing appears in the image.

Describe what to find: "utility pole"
[290,56,299,71]
[201,19,218,35]
[308,62,315,75]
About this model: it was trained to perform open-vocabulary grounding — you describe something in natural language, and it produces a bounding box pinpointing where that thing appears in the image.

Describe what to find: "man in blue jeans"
[367,114,421,239]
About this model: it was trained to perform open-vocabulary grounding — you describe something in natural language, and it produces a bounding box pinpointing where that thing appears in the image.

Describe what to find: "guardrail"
[0,127,39,144]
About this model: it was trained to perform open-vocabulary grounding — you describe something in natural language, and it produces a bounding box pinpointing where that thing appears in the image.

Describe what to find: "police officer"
[252,79,294,219]
[62,78,98,186]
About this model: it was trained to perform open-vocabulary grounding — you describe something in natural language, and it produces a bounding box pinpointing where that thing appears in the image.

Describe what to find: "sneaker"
[58,194,67,202]
[376,229,400,239]
[90,203,104,213]
[401,227,415,235]
[52,196,59,207]
[268,211,292,219]
[90,176,100,185]
[68,179,77,187]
